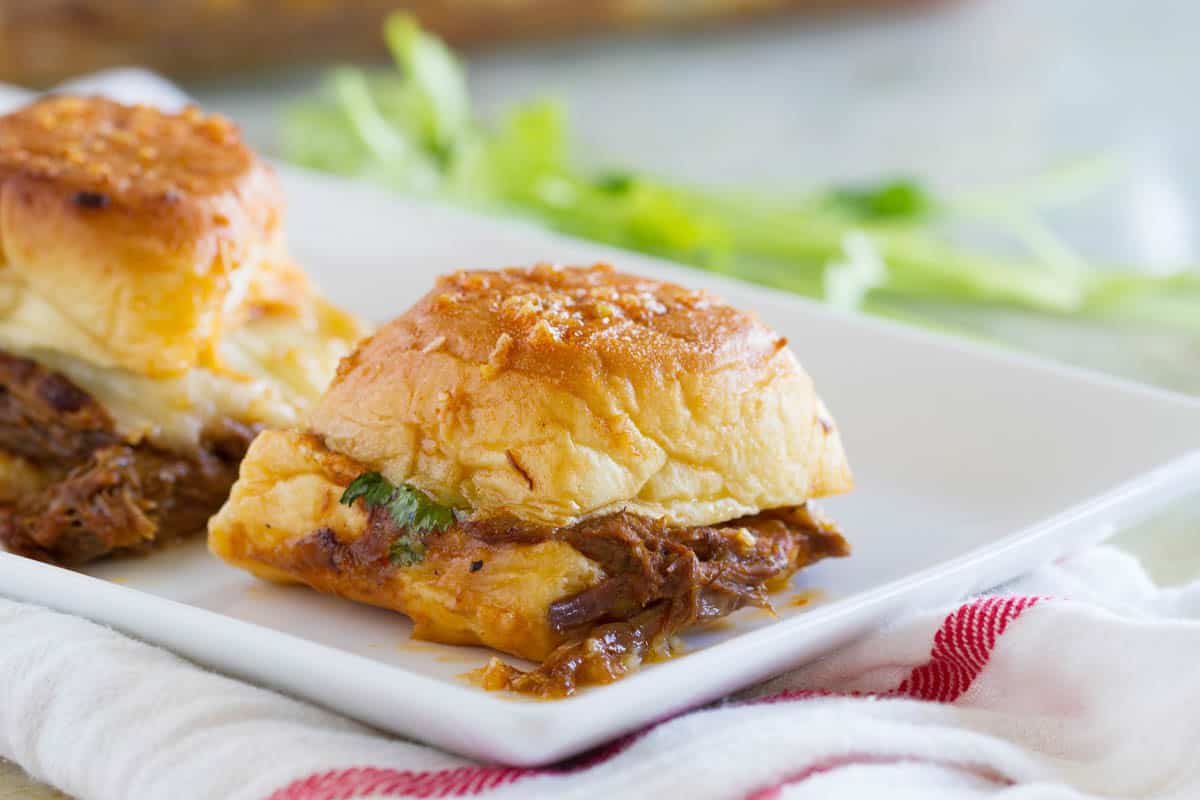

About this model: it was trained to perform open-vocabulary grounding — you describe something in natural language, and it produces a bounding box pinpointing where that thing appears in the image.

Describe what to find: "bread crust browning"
[0,95,301,376]
[310,264,853,528]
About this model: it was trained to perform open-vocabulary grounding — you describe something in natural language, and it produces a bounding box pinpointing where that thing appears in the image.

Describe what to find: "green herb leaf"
[339,471,454,566]
[339,472,390,507]
[383,484,456,533]
[388,536,428,567]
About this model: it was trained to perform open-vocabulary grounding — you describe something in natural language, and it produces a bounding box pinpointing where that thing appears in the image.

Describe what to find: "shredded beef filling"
[309,500,848,698]
[0,351,258,565]
[466,505,847,697]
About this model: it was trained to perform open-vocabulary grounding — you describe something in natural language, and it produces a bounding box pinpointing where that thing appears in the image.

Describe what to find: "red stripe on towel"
[267,596,1041,799]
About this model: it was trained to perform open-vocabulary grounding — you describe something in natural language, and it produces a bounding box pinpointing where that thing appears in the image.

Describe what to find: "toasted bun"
[309,264,852,528]
[0,95,297,377]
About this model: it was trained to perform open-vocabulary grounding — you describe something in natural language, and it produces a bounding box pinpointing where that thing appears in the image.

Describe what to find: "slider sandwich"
[0,96,365,565]
[210,264,852,695]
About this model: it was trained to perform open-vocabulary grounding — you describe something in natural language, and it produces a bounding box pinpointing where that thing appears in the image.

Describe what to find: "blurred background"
[2,0,932,87]
[0,0,1197,567]
[8,1,1196,385]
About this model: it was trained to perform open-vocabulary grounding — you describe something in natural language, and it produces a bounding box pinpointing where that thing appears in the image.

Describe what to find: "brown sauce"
[460,505,848,698]
[789,588,825,608]
[300,473,850,699]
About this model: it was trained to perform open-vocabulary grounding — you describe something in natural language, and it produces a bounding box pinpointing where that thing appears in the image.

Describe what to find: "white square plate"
[3,168,1199,766]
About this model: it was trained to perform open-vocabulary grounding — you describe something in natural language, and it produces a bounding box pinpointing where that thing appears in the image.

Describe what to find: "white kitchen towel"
[3,545,1200,800]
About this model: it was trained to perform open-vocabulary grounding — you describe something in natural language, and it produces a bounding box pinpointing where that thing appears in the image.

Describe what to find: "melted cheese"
[0,277,362,449]
[209,430,606,662]
[0,276,126,371]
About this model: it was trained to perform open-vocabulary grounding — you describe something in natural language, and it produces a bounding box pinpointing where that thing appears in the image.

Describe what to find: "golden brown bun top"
[311,264,853,528]
[361,263,783,387]
[0,94,263,213]
[0,95,300,377]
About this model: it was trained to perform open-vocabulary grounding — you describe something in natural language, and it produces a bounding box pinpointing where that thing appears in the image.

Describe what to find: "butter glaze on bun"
[310,263,852,528]
[0,95,295,377]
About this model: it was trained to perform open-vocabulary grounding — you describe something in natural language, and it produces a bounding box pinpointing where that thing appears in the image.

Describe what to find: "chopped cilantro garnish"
[340,471,394,508]
[339,472,454,565]
[388,536,428,567]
